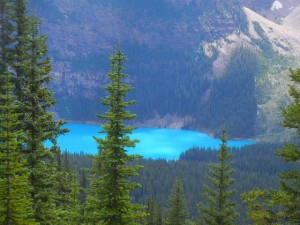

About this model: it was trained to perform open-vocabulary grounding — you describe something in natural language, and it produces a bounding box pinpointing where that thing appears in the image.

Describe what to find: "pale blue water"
[46,123,255,160]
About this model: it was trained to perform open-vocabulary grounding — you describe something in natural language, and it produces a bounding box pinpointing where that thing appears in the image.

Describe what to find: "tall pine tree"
[277,68,300,223]
[166,178,188,225]
[0,2,35,223]
[86,43,145,225]
[0,0,15,82]
[55,152,82,225]
[145,198,164,225]
[6,1,67,223]
[198,129,238,225]
[243,68,300,224]
[13,0,29,101]
[17,2,67,223]
[0,68,36,224]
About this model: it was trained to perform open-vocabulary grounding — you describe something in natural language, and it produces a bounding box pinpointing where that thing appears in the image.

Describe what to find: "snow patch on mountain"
[271,1,283,11]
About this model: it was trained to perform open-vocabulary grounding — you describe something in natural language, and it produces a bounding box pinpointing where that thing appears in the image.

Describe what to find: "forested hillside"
[66,142,289,224]
[31,0,300,138]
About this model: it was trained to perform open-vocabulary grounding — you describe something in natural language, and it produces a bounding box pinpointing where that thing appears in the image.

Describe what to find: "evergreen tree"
[55,152,82,225]
[0,2,35,223]
[9,2,67,223]
[166,178,188,225]
[13,0,29,100]
[277,68,300,223]
[0,1,66,222]
[145,198,164,225]
[242,189,289,224]
[243,68,300,224]
[0,0,15,81]
[156,204,164,225]
[86,43,145,225]
[0,69,36,224]
[147,198,156,225]
[198,129,238,225]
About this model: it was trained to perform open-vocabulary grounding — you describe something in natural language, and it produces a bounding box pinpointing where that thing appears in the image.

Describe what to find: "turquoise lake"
[49,123,255,160]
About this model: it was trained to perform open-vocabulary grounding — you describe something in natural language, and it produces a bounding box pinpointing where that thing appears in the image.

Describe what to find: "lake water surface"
[49,123,255,159]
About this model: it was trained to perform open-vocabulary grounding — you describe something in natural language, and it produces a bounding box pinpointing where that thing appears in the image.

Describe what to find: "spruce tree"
[0,0,15,79]
[0,69,36,225]
[166,178,188,225]
[55,153,82,225]
[3,1,66,222]
[198,129,238,225]
[11,3,67,223]
[145,198,164,225]
[243,68,300,224]
[1,1,68,223]
[13,0,29,100]
[156,204,164,225]
[277,68,300,223]
[146,198,156,225]
[86,43,145,225]
[0,2,35,223]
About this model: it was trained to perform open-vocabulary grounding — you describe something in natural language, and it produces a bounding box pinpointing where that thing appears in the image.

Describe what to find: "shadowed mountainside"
[33,0,300,138]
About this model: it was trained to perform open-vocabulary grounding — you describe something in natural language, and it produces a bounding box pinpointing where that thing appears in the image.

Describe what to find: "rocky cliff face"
[33,0,300,138]
[201,1,300,137]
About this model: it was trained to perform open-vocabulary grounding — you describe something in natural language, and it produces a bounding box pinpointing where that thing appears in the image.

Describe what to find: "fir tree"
[86,43,145,225]
[146,198,156,225]
[0,2,36,223]
[0,69,36,225]
[144,198,165,225]
[13,0,29,100]
[0,0,15,79]
[156,204,164,225]
[11,3,67,223]
[277,68,300,223]
[166,178,188,225]
[243,68,300,224]
[2,0,67,222]
[199,129,238,225]
[55,152,82,225]
[242,189,289,224]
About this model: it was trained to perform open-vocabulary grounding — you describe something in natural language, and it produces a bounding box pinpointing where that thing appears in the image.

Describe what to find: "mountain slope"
[33,0,300,138]
[245,6,300,55]
[197,4,300,137]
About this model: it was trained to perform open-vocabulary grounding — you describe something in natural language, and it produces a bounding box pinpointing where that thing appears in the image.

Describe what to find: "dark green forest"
[0,1,299,225]
[66,142,290,224]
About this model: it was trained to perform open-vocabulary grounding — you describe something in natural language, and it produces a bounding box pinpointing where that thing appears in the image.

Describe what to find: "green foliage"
[198,129,238,225]
[146,198,156,225]
[0,69,36,224]
[86,44,145,225]
[0,1,69,223]
[66,142,286,225]
[0,1,36,223]
[144,198,165,225]
[277,68,300,223]
[0,0,15,71]
[55,150,82,224]
[166,178,188,225]
[12,0,66,224]
[199,47,258,137]
[242,189,290,224]
[243,68,300,224]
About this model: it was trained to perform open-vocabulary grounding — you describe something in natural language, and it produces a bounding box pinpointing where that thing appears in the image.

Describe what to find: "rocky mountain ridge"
[201,3,300,136]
